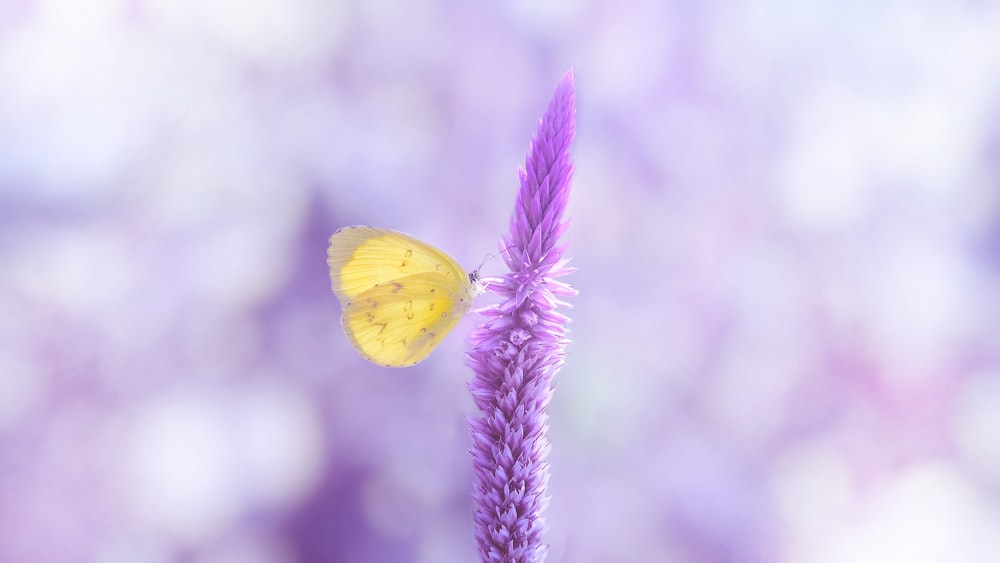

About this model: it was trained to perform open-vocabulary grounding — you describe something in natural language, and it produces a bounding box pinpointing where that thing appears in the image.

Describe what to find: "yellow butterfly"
[327,226,480,367]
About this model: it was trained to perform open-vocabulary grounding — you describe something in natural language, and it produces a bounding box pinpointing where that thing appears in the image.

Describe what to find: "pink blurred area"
[3,0,1000,561]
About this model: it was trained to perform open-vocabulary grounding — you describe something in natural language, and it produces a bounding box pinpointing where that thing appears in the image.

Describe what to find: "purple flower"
[467,70,576,562]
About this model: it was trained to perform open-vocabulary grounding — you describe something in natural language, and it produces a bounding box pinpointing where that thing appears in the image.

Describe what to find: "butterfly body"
[327,226,477,367]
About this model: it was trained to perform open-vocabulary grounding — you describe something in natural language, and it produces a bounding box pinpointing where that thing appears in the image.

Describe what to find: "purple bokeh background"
[3,1,1000,562]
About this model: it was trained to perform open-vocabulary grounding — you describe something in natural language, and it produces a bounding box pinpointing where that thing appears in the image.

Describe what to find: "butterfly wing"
[340,272,473,366]
[327,226,475,367]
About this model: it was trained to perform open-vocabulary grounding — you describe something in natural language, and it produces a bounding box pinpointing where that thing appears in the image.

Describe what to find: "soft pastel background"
[3,0,1000,562]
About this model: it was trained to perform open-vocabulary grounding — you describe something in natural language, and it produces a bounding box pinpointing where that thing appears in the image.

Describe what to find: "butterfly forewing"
[328,226,468,299]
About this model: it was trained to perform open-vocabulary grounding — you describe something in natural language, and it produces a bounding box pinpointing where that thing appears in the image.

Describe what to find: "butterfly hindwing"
[340,272,472,366]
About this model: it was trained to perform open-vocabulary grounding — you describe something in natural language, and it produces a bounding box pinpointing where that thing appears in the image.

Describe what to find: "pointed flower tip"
[545,69,576,147]
[558,68,574,93]
[550,69,576,118]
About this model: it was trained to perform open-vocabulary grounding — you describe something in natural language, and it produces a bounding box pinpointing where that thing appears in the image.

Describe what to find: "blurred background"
[2,0,1000,561]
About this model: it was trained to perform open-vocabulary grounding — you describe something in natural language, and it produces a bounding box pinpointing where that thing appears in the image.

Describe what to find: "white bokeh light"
[125,386,323,547]
[822,462,992,563]
[954,372,1000,482]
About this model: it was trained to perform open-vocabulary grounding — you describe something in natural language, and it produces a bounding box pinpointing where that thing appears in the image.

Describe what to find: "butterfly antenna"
[470,244,521,295]
[476,243,521,271]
